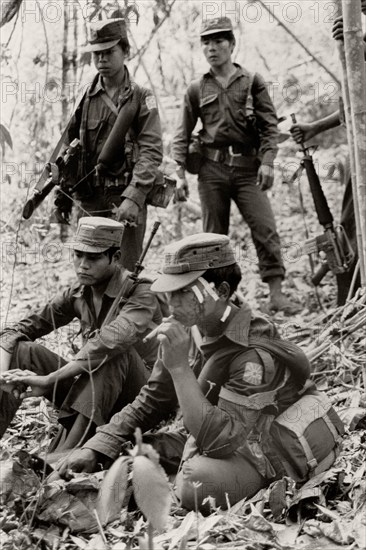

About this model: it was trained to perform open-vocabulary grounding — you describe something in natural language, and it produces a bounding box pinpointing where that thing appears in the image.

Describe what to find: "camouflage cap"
[84,18,128,52]
[66,217,124,253]
[200,17,234,37]
[151,233,236,293]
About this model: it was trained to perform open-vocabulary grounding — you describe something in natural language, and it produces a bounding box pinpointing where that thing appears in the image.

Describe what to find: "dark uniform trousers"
[0,341,149,439]
[198,158,284,282]
[143,430,267,513]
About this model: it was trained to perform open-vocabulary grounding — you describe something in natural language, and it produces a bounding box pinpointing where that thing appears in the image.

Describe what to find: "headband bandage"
[191,285,204,303]
[220,305,231,323]
[198,277,219,301]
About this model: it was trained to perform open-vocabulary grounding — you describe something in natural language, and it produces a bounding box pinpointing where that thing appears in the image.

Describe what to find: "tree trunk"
[341,0,366,285]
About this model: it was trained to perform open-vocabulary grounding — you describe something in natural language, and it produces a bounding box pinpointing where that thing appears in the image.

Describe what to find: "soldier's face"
[93,45,125,78]
[167,280,220,327]
[201,35,234,68]
[73,250,116,287]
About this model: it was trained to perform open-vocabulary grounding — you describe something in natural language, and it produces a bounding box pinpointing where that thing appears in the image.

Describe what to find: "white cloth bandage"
[220,305,231,323]
[191,284,204,303]
[198,277,219,301]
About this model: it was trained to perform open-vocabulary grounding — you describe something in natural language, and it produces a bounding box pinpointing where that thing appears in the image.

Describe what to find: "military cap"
[84,18,128,52]
[200,17,234,37]
[151,233,237,293]
[66,217,124,253]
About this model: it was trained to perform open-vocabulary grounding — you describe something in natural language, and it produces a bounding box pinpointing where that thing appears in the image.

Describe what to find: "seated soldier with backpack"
[0,217,162,450]
[57,233,344,511]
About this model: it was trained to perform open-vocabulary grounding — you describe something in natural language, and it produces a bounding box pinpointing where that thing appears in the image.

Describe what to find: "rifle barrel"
[131,221,161,278]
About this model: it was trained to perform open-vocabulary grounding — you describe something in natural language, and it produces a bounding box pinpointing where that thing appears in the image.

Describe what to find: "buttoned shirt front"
[68,68,163,209]
[172,64,279,168]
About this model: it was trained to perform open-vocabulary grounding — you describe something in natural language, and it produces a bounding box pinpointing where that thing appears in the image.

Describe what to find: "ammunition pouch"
[146,171,176,208]
[186,134,204,175]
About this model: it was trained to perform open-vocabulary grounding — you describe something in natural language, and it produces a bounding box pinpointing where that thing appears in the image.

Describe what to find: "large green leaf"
[132,455,172,532]
[95,455,130,526]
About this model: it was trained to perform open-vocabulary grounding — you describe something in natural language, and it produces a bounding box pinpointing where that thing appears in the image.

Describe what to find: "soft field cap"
[200,17,233,37]
[151,233,236,293]
[65,217,124,253]
[84,18,128,52]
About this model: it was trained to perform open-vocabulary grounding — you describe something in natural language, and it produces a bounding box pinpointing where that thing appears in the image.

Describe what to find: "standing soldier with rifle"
[0,217,162,450]
[24,18,163,272]
[290,0,366,304]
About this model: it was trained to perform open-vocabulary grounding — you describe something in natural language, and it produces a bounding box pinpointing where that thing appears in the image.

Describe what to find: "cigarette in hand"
[143,315,174,343]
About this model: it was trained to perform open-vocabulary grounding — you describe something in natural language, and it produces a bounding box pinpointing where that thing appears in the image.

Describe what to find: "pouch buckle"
[228,145,243,158]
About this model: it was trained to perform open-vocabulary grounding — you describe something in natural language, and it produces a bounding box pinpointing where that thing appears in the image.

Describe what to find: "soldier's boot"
[267,276,302,315]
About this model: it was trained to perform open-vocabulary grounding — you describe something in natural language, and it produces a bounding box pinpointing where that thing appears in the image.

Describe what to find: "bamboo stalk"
[341,0,366,285]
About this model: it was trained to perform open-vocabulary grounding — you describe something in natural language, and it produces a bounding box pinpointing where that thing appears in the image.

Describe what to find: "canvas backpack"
[270,391,345,482]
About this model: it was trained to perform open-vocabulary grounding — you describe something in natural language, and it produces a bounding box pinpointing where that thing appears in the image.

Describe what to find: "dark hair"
[201,31,235,43]
[201,263,242,296]
[103,247,120,262]
[118,38,130,57]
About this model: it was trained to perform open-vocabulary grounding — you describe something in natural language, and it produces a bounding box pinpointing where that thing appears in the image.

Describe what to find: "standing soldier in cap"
[0,217,162,450]
[56,233,342,512]
[55,18,163,271]
[172,17,299,314]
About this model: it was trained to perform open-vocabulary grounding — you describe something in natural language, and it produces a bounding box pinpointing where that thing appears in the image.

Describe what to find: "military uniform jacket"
[172,64,279,168]
[0,268,162,369]
[68,67,163,209]
[85,303,310,477]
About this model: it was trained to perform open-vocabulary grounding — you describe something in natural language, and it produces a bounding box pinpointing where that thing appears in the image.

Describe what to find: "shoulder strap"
[101,274,134,328]
[100,93,119,116]
[245,71,256,116]
[102,275,153,328]
[187,78,203,117]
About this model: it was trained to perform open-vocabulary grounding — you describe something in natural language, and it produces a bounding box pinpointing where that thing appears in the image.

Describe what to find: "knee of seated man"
[11,341,40,366]
[176,456,221,511]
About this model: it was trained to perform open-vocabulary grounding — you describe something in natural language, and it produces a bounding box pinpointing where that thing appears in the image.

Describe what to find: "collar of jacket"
[72,266,130,300]
[88,66,134,104]
[203,62,248,83]
[200,302,252,354]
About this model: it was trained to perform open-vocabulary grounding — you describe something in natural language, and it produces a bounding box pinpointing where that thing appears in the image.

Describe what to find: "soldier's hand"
[174,176,189,202]
[0,369,52,398]
[332,16,344,41]
[115,198,140,226]
[57,448,99,479]
[257,164,274,191]
[156,317,190,372]
[290,122,318,144]
[0,369,33,399]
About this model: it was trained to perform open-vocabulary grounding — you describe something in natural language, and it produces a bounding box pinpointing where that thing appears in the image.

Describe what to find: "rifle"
[290,114,354,285]
[22,131,78,221]
[102,221,161,326]
[22,86,138,221]
[22,85,175,219]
